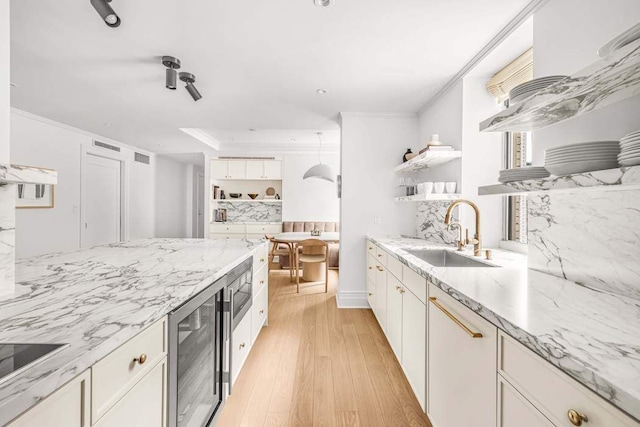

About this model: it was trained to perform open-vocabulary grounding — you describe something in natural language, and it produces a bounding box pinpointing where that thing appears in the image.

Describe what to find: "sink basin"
[404,249,496,268]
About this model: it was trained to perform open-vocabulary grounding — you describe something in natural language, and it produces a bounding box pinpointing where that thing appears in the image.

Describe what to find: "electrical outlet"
[374,214,381,224]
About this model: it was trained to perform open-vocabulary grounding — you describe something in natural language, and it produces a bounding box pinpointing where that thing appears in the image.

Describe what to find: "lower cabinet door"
[427,284,497,427]
[95,358,167,427]
[374,262,387,331]
[231,313,252,383]
[385,273,403,361]
[367,277,376,309]
[401,287,426,410]
[8,370,90,427]
[498,376,553,427]
[251,285,268,344]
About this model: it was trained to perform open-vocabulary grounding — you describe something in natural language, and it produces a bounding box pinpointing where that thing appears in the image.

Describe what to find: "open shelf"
[479,39,640,132]
[213,199,282,203]
[478,166,640,196]
[395,193,461,202]
[394,151,462,173]
[0,164,57,185]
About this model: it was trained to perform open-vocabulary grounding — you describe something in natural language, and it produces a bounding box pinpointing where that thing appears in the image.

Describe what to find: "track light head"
[179,72,202,101]
[90,0,121,27]
[162,56,181,90]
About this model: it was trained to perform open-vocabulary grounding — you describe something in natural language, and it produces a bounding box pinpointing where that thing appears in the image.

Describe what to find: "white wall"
[155,156,188,238]
[532,0,640,164]
[339,113,418,307]
[11,111,156,258]
[282,153,340,222]
[461,76,503,247]
[0,0,9,164]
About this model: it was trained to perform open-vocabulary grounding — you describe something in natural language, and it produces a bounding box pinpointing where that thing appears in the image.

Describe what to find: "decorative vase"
[403,148,413,162]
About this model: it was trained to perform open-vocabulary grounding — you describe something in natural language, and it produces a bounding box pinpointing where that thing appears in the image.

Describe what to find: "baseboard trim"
[336,291,370,309]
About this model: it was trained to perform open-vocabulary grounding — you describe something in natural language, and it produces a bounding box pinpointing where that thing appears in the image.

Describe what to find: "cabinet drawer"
[367,240,376,256]
[92,318,166,423]
[386,254,402,280]
[232,313,252,383]
[210,223,246,234]
[246,224,282,235]
[210,233,245,240]
[253,243,268,272]
[375,246,387,265]
[499,332,639,427]
[403,266,426,304]
[251,285,268,344]
[252,263,268,296]
[498,375,553,427]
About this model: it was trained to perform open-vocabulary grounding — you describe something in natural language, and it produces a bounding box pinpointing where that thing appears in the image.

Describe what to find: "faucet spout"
[444,199,483,256]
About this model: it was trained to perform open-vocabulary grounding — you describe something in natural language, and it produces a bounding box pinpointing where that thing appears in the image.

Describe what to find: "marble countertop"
[210,221,282,225]
[0,238,265,426]
[369,236,640,422]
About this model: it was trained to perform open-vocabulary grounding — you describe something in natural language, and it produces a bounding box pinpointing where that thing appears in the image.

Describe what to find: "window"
[503,129,532,243]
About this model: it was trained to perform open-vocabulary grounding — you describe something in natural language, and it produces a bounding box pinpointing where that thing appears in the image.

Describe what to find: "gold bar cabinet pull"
[429,297,483,338]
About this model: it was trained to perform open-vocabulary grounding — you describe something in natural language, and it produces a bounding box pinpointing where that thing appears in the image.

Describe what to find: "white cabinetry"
[402,283,426,409]
[498,377,553,427]
[211,159,281,180]
[427,283,497,427]
[374,260,387,332]
[385,272,403,360]
[210,223,281,240]
[94,359,166,427]
[8,370,91,427]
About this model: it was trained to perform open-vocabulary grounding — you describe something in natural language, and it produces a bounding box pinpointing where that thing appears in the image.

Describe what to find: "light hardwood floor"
[217,266,432,427]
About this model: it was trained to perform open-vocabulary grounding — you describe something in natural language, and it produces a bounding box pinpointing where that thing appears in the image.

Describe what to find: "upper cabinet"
[212,159,282,180]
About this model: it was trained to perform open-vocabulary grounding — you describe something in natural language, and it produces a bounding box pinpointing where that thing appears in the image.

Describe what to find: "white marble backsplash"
[528,189,640,300]
[217,201,282,223]
[416,201,458,244]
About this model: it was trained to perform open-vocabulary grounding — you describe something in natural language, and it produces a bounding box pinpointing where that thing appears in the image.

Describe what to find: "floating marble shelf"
[478,166,640,196]
[395,193,461,202]
[480,38,640,132]
[212,199,282,203]
[394,151,462,173]
[0,164,58,185]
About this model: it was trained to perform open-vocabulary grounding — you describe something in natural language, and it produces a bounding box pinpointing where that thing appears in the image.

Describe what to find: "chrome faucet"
[444,199,482,257]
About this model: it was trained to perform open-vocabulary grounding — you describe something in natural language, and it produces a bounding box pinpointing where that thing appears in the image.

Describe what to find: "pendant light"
[303,132,335,182]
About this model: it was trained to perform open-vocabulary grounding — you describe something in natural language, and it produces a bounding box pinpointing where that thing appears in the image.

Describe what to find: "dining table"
[273,232,340,282]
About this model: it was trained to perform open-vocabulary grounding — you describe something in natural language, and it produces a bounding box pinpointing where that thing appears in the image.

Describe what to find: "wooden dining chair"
[295,239,329,293]
[265,234,294,281]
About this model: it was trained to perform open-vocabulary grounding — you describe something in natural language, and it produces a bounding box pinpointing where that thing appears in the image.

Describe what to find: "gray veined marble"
[0,238,266,426]
[416,201,458,244]
[528,189,640,301]
[480,38,640,132]
[217,201,282,223]
[368,236,640,422]
[0,164,58,185]
[479,165,640,195]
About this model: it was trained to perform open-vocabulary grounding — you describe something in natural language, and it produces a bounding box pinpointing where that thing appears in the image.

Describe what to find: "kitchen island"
[0,238,266,426]
[368,236,640,425]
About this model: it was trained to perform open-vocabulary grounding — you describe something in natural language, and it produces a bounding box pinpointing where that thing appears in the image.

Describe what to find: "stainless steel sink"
[404,249,496,268]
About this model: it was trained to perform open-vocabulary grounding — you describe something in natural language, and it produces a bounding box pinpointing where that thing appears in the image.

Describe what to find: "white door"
[263,160,282,179]
[196,172,204,238]
[211,160,229,180]
[386,273,403,361]
[402,288,426,410]
[228,160,246,179]
[83,154,122,248]
[374,262,387,332]
[245,161,264,179]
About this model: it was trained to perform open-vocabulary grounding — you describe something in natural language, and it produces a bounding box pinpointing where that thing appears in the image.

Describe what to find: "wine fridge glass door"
[176,291,222,427]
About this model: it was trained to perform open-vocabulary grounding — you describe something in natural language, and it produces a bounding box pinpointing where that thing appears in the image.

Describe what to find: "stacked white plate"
[498,167,550,183]
[598,23,640,58]
[509,75,567,104]
[618,130,640,167]
[545,141,620,176]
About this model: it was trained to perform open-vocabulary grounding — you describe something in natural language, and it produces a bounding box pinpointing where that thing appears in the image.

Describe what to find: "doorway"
[81,153,122,247]
[195,171,205,238]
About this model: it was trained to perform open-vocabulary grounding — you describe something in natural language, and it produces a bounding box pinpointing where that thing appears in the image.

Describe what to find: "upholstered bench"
[279,221,340,269]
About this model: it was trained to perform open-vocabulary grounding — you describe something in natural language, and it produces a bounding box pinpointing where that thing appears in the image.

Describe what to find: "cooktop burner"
[0,343,67,384]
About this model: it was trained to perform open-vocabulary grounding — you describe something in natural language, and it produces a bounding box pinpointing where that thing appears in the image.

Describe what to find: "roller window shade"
[486,48,533,102]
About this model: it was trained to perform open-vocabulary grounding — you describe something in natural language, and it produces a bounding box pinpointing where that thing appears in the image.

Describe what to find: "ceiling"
[10,0,531,155]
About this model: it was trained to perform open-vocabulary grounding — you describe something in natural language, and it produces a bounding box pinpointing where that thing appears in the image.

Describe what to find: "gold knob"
[368,266,372,270]
[400,288,405,294]
[377,254,382,257]
[260,257,265,262]
[395,286,401,291]
[239,343,246,349]
[369,247,373,250]
[133,353,147,365]
[568,410,588,426]
[259,309,264,315]
[368,293,373,296]
[260,280,264,284]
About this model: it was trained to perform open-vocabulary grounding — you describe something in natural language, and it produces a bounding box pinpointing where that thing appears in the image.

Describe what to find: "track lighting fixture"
[179,72,202,101]
[90,0,121,27]
[162,56,181,90]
